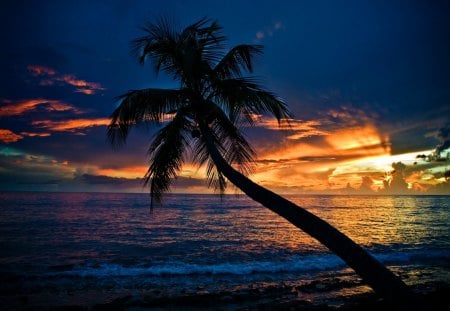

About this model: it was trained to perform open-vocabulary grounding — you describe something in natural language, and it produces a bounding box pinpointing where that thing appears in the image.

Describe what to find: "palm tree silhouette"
[108,17,413,303]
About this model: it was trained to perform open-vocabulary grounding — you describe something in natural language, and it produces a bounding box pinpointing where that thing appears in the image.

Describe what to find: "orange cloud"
[27,64,57,76]
[248,121,393,193]
[238,107,402,193]
[97,162,208,181]
[251,140,336,192]
[97,165,147,179]
[0,129,24,143]
[32,118,110,132]
[93,163,210,194]
[0,98,80,116]
[325,124,390,155]
[257,117,330,140]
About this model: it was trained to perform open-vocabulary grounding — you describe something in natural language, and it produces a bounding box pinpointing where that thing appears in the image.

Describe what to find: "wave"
[57,254,345,278]
[52,248,450,279]
[374,248,450,265]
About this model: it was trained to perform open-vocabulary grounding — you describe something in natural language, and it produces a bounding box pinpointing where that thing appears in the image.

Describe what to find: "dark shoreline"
[94,283,450,311]
[12,282,449,311]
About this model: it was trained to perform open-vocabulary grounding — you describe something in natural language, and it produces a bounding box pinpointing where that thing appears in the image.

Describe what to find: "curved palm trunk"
[199,122,414,303]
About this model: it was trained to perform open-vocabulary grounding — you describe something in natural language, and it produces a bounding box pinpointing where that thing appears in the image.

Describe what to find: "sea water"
[0,192,449,308]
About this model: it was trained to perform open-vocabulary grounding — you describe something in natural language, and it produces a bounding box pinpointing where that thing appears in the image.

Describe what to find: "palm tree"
[108,17,413,303]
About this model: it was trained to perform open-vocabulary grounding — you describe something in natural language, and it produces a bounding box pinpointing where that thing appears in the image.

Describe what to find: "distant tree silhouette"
[108,17,414,303]
[445,170,450,181]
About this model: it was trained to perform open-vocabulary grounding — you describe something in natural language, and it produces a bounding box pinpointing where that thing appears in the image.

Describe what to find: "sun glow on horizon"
[96,166,147,179]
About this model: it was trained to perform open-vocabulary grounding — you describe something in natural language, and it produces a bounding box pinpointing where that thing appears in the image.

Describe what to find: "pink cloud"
[255,21,284,41]
[0,129,53,144]
[75,88,95,95]
[21,132,52,138]
[56,74,105,94]
[27,64,105,95]
[27,65,57,76]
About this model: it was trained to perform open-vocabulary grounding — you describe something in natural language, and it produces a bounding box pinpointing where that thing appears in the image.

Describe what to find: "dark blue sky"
[1,0,449,193]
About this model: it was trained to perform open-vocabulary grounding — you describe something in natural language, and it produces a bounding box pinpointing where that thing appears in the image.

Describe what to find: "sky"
[1,0,449,194]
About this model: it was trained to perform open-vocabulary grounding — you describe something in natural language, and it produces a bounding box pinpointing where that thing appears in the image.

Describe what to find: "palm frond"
[132,17,225,81]
[208,103,255,173]
[144,111,191,204]
[211,77,292,126]
[182,17,227,65]
[213,44,263,79]
[132,16,180,74]
[190,102,255,193]
[206,161,227,194]
[107,88,187,146]
[191,129,228,194]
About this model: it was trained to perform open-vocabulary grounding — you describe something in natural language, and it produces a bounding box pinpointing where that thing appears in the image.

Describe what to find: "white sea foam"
[59,254,345,277]
[374,248,450,264]
[56,248,450,278]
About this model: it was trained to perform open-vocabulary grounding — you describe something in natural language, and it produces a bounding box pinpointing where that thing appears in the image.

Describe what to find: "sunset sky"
[1,0,449,194]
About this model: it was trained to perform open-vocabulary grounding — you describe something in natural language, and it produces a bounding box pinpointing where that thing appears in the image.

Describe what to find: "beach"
[1,192,449,310]
[11,280,450,310]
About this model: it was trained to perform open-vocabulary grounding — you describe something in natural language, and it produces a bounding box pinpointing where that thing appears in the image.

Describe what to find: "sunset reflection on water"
[289,195,448,251]
[0,192,448,309]
[3,192,446,260]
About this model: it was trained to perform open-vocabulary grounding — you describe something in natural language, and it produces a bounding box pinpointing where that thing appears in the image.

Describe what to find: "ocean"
[0,192,449,309]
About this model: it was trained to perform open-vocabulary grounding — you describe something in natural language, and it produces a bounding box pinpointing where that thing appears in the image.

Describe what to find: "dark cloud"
[81,174,142,186]
[17,179,63,185]
[173,176,207,189]
[435,124,450,154]
[80,173,206,192]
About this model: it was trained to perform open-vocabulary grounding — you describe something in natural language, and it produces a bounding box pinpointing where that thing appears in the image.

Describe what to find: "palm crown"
[108,17,291,203]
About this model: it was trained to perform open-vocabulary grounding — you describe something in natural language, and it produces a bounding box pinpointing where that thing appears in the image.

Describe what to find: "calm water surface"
[0,192,449,308]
